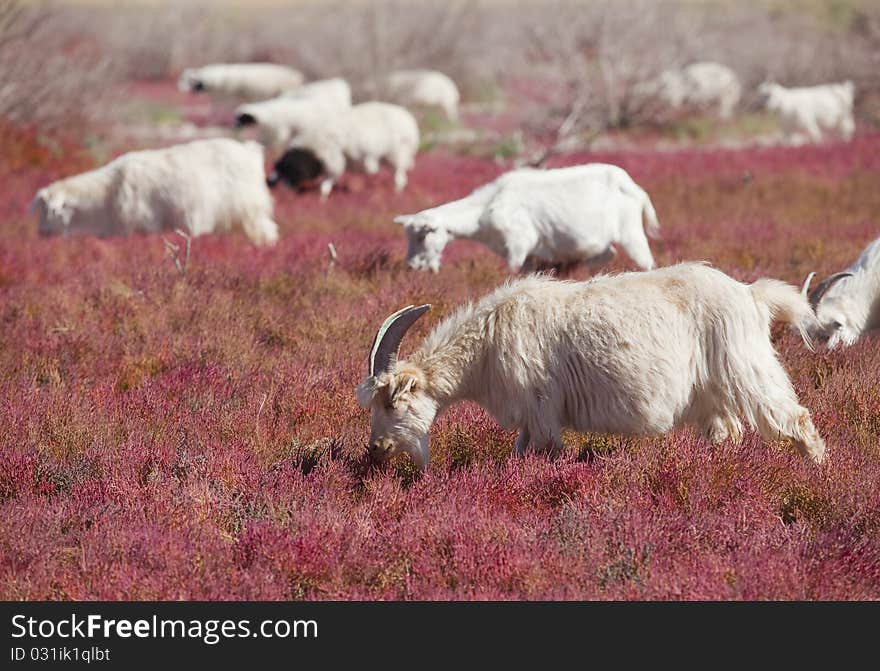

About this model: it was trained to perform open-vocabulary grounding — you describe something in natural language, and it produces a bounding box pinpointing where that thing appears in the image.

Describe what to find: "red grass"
[1,124,879,600]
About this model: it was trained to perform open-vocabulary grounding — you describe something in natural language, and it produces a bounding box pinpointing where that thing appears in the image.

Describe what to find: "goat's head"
[395,214,451,273]
[356,304,435,468]
[802,271,856,348]
[267,147,325,189]
[32,188,74,237]
[235,111,258,129]
[177,69,203,93]
[757,81,779,108]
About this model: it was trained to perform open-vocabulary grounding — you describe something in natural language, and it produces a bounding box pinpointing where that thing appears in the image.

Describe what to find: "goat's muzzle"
[368,439,393,462]
[235,113,257,129]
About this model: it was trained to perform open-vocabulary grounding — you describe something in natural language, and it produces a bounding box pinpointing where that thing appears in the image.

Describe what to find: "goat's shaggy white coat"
[282,77,352,108]
[383,69,461,121]
[235,88,350,150]
[809,237,880,348]
[644,61,741,119]
[395,163,659,273]
[33,138,278,245]
[357,264,826,469]
[177,63,305,101]
[288,101,420,198]
[759,81,855,144]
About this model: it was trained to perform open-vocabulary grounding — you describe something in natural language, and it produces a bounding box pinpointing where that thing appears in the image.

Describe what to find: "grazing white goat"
[383,69,461,121]
[758,81,855,144]
[394,163,659,273]
[801,236,880,348]
[235,85,351,150]
[642,61,741,119]
[32,139,278,245]
[267,102,420,198]
[356,264,827,470]
[283,77,352,108]
[177,63,304,101]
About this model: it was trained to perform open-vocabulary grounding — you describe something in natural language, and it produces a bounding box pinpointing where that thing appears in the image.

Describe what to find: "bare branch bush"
[515,0,880,152]
[66,0,504,103]
[520,0,698,146]
[0,0,122,131]
[88,2,255,81]
[701,5,878,109]
[5,0,879,143]
[261,0,493,102]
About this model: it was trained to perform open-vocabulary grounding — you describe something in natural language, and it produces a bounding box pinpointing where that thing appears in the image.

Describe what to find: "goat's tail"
[641,192,661,239]
[618,177,660,239]
[749,278,817,348]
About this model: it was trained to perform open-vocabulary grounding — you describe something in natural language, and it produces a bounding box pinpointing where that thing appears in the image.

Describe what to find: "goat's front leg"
[514,427,531,455]
[363,155,380,175]
[319,177,335,201]
[515,425,563,456]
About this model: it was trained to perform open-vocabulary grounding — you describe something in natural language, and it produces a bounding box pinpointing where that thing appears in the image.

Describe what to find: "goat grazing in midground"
[802,236,880,349]
[356,264,826,470]
[235,94,350,152]
[267,102,419,198]
[32,138,278,246]
[235,78,353,151]
[395,163,659,273]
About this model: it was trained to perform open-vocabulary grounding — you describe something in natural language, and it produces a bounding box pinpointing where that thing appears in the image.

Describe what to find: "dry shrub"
[277,0,491,99]
[63,0,496,98]
[0,1,120,132]
[520,0,880,140]
[86,2,258,81]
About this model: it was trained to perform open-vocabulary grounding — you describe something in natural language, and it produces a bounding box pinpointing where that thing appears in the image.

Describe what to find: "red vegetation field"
[2,122,879,600]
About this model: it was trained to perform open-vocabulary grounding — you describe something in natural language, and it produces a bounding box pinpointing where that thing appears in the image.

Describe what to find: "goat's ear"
[396,216,435,233]
[29,190,45,214]
[355,377,378,408]
[389,367,424,406]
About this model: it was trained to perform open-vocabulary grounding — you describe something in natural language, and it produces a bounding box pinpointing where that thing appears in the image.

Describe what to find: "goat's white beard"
[403,435,430,469]
[826,328,860,350]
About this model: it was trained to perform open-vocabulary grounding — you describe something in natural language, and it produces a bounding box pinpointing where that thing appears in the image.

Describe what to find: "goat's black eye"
[831,321,842,330]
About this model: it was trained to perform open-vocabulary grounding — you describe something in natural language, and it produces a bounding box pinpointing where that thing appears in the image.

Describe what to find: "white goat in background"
[382,69,461,121]
[639,61,741,119]
[758,81,855,144]
[177,63,305,102]
[357,264,826,470]
[395,163,659,273]
[802,236,880,348]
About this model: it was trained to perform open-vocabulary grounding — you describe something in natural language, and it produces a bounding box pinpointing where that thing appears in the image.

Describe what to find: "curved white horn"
[801,272,816,298]
[368,304,431,377]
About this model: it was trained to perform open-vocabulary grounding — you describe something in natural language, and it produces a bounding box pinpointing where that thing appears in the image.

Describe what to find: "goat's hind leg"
[753,404,825,464]
[783,408,825,464]
[701,414,744,445]
[750,361,826,464]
